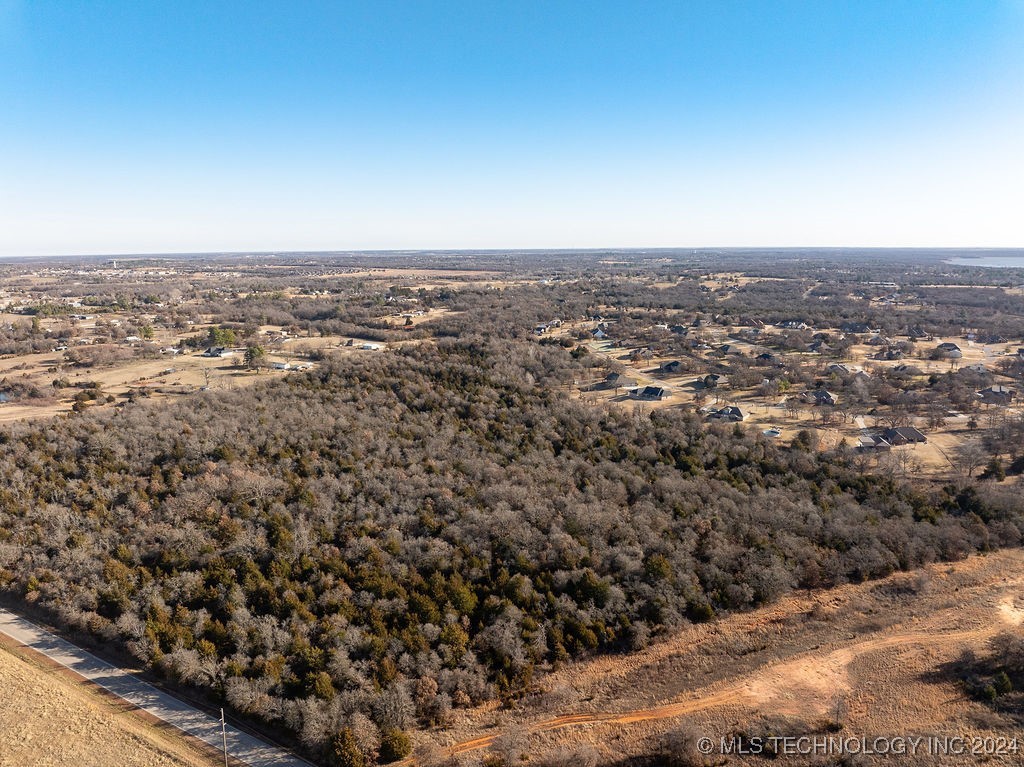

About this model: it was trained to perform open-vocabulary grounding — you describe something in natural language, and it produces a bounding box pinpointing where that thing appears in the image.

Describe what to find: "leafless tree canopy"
[0,336,1021,763]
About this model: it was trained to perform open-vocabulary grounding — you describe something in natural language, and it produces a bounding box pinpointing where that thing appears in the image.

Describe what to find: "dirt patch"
[998,596,1024,626]
[0,641,216,767]
[431,551,1024,765]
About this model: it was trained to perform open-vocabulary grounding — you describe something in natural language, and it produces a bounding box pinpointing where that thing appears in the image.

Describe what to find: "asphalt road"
[0,608,314,767]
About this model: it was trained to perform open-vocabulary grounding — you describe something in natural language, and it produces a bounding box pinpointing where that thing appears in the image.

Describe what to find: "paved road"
[0,608,314,767]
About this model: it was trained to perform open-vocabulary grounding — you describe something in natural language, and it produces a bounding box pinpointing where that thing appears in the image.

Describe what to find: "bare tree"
[952,440,987,477]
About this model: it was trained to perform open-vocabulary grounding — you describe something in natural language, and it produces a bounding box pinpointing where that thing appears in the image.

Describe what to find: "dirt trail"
[998,595,1024,625]
[440,563,1024,760]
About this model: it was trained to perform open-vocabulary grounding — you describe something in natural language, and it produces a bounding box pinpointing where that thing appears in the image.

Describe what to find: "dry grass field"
[0,324,413,423]
[0,641,216,767]
[424,550,1024,766]
[0,264,477,425]
[570,317,1022,481]
[3,512,1020,766]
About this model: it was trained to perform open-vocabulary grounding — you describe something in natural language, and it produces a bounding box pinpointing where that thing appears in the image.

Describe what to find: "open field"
[568,316,1023,481]
[0,325,416,423]
[0,639,216,767]
[0,263,476,423]
[0,342,302,421]
[426,549,1024,765]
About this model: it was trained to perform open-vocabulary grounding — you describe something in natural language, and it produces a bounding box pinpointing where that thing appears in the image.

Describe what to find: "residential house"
[534,319,562,335]
[907,327,932,341]
[601,372,636,390]
[702,373,724,389]
[882,426,927,445]
[707,405,746,422]
[874,347,904,361]
[802,389,838,406]
[630,348,653,362]
[978,385,1016,405]
[628,385,666,401]
[203,346,235,358]
[858,435,893,451]
[826,363,856,376]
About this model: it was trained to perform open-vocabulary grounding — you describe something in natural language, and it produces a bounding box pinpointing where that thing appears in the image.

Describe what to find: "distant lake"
[945,256,1024,268]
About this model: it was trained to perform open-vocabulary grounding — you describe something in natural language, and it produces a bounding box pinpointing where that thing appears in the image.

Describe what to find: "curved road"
[443,602,1024,759]
[0,608,313,767]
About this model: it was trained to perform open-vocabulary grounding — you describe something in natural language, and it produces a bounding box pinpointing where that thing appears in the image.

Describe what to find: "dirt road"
[438,556,1024,761]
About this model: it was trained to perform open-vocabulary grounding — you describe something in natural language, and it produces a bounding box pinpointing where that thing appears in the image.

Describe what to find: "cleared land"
[425,550,1024,765]
[0,639,215,767]
[569,319,1022,481]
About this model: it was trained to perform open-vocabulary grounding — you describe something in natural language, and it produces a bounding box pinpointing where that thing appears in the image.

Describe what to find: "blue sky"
[1,0,1023,255]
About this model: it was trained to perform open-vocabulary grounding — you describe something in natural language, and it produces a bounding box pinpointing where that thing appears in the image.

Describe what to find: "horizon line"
[3,245,1024,261]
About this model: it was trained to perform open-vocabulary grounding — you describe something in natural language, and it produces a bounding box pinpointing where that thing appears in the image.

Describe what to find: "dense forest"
[0,337,1022,765]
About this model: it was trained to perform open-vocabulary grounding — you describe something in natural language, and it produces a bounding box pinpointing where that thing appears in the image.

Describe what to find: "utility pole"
[220,708,228,767]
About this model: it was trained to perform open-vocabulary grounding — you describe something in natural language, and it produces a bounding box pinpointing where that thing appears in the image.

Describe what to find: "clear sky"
[1,0,1023,256]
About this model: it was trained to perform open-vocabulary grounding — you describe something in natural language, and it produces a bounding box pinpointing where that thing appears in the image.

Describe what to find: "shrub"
[378,728,412,763]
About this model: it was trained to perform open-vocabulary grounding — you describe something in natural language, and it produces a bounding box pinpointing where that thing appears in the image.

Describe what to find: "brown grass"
[0,638,217,767]
[426,550,1024,766]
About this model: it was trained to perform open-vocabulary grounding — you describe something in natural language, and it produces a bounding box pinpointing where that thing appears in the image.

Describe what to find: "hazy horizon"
[7,246,1024,263]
